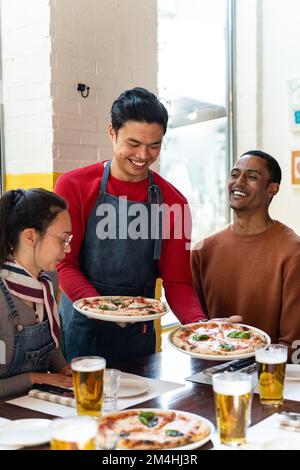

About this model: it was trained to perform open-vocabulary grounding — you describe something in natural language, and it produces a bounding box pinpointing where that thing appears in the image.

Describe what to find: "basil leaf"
[165,429,184,437]
[119,432,130,437]
[220,343,235,351]
[100,304,118,311]
[139,412,158,428]
[238,332,250,339]
[227,331,240,338]
[227,331,250,339]
[192,334,209,341]
[110,299,124,306]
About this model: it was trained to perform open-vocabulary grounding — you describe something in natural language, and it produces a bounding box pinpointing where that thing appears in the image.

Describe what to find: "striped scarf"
[0,259,60,347]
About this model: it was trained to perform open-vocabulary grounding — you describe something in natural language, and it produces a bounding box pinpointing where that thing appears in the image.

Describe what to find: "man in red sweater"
[192,150,300,356]
[55,87,206,365]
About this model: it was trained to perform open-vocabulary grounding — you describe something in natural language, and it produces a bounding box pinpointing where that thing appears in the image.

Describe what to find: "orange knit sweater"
[191,221,300,350]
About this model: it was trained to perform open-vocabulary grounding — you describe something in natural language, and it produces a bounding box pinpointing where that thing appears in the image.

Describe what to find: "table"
[1,346,299,450]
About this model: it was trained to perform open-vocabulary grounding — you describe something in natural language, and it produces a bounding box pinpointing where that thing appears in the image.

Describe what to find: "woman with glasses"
[0,188,73,399]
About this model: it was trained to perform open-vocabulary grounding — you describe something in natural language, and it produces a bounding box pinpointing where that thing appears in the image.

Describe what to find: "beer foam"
[213,374,252,395]
[255,348,287,364]
[52,417,97,442]
[71,357,106,372]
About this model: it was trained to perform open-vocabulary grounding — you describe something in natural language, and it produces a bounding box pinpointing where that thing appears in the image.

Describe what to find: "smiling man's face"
[228,155,279,212]
[109,121,164,182]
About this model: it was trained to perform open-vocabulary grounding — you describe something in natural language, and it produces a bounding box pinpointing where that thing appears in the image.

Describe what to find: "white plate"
[285,364,300,381]
[168,322,271,361]
[0,419,51,447]
[101,408,214,450]
[262,437,300,450]
[73,296,168,323]
[119,378,149,398]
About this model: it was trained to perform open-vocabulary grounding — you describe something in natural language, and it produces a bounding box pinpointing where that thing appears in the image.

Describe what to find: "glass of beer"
[255,344,287,406]
[50,416,98,450]
[71,356,106,417]
[212,372,252,447]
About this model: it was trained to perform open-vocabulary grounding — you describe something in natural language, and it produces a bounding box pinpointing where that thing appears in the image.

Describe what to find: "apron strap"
[0,278,22,327]
[148,174,163,260]
[100,160,112,193]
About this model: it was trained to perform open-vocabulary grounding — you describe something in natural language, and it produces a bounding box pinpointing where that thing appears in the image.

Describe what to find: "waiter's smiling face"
[109,121,164,182]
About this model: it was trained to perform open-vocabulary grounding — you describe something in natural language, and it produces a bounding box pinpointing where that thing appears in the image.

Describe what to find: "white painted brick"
[54,83,81,100]
[57,115,97,132]
[53,129,80,145]
[51,40,78,59]
[3,0,50,31]
[53,99,80,115]
[79,101,102,118]
[5,113,52,132]
[96,117,111,132]
[1,0,157,175]
[5,83,51,102]
[80,131,100,146]
[2,26,51,59]
[3,53,51,77]
[57,143,98,161]
[4,66,51,86]
[4,99,52,117]
[54,158,82,173]
[6,146,53,173]
[79,159,99,167]
[4,129,53,149]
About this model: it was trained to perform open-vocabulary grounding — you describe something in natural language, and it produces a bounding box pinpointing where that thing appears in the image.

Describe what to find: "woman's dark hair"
[110,87,168,135]
[0,188,67,266]
[241,150,282,184]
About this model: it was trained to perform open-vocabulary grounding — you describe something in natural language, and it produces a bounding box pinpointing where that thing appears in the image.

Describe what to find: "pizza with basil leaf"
[170,321,269,358]
[76,296,167,317]
[99,409,213,450]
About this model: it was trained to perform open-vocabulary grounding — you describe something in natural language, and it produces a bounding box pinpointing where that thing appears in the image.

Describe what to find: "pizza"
[77,296,167,317]
[98,409,212,450]
[170,321,269,357]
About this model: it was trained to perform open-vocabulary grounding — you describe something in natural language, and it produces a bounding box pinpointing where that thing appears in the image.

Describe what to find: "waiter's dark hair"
[0,188,67,266]
[110,87,168,135]
[240,150,282,184]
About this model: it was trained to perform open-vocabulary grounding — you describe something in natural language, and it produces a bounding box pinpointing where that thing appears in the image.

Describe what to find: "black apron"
[60,161,162,366]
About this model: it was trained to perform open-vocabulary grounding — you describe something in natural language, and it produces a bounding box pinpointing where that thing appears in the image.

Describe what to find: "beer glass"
[212,372,252,447]
[71,356,106,417]
[255,344,287,406]
[50,416,98,450]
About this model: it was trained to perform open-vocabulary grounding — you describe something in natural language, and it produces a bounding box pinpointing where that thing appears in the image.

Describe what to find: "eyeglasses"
[46,232,73,249]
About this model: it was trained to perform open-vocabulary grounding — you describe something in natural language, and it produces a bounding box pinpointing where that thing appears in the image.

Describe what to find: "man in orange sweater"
[192,150,300,354]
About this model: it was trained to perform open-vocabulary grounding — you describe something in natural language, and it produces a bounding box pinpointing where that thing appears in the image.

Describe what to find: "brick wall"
[1,0,158,177]
[1,0,53,175]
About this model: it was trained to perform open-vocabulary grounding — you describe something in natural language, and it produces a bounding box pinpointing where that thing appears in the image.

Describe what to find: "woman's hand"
[60,364,72,376]
[29,372,73,388]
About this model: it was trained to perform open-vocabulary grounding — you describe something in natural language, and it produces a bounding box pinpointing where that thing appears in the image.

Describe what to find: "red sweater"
[55,162,205,324]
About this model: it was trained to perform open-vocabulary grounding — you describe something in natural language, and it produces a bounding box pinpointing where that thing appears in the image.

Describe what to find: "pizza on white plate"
[170,321,269,357]
[77,296,167,317]
[98,409,212,450]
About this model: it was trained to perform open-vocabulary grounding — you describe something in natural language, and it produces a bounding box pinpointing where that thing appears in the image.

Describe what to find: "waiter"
[55,87,206,366]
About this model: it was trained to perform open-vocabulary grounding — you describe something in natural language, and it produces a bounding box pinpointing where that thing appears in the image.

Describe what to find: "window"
[158,0,233,327]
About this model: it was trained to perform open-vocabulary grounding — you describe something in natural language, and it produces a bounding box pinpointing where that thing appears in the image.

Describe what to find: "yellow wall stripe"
[5,172,62,191]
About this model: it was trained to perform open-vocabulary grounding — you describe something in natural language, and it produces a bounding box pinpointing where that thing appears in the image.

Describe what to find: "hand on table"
[29,372,73,388]
[60,364,72,376]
